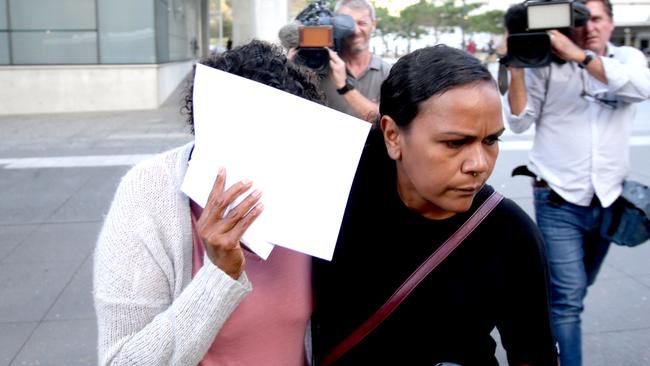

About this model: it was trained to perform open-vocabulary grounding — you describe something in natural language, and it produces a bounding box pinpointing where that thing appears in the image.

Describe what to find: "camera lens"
[297,48,330,73]
[508,32,553,68]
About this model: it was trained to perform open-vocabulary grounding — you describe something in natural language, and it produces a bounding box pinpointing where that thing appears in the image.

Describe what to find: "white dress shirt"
[504,43,650,207]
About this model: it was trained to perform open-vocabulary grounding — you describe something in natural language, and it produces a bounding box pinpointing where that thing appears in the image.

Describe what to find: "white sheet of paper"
[181,64,370,260]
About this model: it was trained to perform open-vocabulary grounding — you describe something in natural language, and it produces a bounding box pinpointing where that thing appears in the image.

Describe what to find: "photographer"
[503,1,650,365]
[284,0,391,122]
[323,0,391,122]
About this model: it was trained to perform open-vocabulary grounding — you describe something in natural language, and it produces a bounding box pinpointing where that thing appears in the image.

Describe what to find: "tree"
[419,0,460,45]
[375,7,401,57]
[442,0,484,49]
[398,0,481,47]
[397,0,433,53]
[467,9,505,35]
[373,0,504,57]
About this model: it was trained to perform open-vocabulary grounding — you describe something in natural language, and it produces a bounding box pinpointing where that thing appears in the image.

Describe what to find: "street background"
[1,77,649,365]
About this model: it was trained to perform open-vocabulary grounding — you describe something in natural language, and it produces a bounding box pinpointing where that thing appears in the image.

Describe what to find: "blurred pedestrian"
[466,38,477,54]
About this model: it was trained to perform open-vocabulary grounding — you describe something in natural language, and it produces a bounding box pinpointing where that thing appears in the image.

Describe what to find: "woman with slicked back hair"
[312,45,558,365]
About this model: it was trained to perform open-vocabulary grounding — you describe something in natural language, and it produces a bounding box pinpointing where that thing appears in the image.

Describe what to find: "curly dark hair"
[182,40,325,132]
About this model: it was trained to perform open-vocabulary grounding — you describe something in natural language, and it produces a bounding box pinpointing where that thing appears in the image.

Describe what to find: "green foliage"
[375,6,400,36]
[373,0,505,55]
[466,9,505,34]
[397,1,430,41]
[375,0,503,39]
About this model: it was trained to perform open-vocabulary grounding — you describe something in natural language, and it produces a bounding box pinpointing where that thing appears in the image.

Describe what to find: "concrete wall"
[0,0,302,115]
[0,61,192,115]
[158,61,194,104]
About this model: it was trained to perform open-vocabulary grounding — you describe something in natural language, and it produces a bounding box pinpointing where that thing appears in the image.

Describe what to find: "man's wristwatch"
[336,76,356,95]
[578,50,596,69]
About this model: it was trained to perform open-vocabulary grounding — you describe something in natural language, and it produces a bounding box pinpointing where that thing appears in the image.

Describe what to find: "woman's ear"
[380,115,401,160]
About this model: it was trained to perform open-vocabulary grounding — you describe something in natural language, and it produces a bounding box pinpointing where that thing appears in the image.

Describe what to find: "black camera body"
[294,0,355,74]
[502,0,590,68]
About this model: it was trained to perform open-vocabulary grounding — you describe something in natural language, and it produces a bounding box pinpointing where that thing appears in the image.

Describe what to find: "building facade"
[612,22,650,57]
[0,0,296,115]
[0,0,214,115]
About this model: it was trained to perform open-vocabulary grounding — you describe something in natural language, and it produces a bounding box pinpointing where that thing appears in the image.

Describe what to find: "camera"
[293,0,355,74]
[501,0,590,68]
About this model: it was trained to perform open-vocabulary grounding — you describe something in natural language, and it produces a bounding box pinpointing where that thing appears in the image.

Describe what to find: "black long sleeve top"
[312,130,557,366]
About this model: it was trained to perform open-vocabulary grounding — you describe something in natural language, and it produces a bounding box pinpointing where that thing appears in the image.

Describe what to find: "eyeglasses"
[580,70,618,110]
[580,90,619,109]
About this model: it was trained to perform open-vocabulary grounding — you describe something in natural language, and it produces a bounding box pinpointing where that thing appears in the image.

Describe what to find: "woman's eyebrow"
[489,128,506,137]
[438,127,506,138]
[437,131,476,138]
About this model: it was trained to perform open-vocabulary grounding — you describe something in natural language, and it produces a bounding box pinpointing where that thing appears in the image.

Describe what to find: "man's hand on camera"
[547,30,584,63]
[327,48,348,89]
[507,63,528,116]
[549,30,607,83]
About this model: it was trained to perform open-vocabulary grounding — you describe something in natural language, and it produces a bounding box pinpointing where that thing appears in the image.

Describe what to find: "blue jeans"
[533,187,612,366]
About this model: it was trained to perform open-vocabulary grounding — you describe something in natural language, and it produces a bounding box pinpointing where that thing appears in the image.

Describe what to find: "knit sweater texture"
[93,143,252,365]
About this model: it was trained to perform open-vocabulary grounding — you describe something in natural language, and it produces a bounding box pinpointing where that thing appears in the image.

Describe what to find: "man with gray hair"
[323,0,391,122]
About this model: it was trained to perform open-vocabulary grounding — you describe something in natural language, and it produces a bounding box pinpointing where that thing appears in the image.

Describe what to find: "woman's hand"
[196,167,264,280]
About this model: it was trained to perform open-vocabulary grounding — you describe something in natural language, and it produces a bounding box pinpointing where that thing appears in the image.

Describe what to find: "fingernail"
[251,189,262,198]
[241,179,252,186]
[218,167,225,175]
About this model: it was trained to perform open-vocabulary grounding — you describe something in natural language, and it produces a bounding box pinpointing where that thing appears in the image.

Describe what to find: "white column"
[231,0,289,46]
[624,27,632,47]
[199,0,209,57]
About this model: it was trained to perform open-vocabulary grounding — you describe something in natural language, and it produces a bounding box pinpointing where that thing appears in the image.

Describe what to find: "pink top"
[190,203,312,366]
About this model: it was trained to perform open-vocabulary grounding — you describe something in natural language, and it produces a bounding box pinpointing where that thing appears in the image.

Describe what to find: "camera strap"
[498,59,509,95]
[497,61,552,110]
[320,191,504,366]
[537,66,552,125]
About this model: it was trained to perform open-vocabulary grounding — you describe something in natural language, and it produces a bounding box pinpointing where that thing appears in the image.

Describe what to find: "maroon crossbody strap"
[321,191,504,366]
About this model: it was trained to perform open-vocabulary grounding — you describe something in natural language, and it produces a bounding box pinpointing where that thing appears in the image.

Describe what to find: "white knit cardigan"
[93,143,252,365]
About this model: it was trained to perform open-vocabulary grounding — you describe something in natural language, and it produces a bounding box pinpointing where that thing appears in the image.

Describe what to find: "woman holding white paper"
[311,45,558,365]
[93,40,324,366]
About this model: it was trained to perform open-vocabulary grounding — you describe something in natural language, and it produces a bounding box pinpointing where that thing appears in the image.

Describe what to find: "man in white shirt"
[504,1,650,365]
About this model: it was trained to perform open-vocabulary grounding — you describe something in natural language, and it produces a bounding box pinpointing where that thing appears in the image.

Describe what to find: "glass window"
[0,0,7,30]
[9,0,96,30]
[169,34,189,61]
[155,0,192,63]
[155,0,170,63]
[0,32,9,64]
[98,0,156,63]
[11,31,97,64]
[167,0,190,61]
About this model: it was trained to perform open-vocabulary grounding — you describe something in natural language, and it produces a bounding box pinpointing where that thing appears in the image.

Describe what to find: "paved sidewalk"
[488,131,650,365]
[0,82,649,365]
[0,86,193,366]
